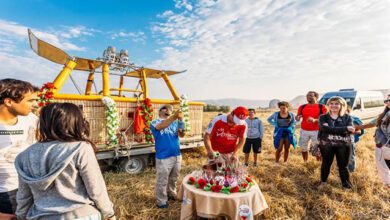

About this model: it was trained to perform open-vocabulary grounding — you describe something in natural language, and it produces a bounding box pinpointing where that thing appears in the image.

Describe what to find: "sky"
[0,0,389,101]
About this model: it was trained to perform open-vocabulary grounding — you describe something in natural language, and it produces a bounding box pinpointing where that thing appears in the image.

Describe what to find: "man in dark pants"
[0,79,38,216]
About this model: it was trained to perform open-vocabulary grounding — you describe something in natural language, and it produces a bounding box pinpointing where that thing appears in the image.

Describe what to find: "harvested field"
[104,110,390,219]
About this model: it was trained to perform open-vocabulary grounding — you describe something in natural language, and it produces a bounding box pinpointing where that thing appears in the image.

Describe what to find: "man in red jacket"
[204,106,248,164]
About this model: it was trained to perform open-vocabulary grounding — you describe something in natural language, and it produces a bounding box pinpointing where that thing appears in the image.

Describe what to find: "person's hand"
[322,123,329,126]
[347,126,355,133]
[307,117,315,123]
[230,154,238,162]
[295,115,302,121]
[207,150,214,159]
[174,109,184,120]
[0,213,17,220]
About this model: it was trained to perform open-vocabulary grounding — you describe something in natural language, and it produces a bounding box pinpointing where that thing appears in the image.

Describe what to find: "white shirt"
[0,113,38,192]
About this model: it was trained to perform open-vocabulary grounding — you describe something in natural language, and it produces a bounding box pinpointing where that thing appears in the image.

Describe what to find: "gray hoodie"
[245,117,264,139]
[14,141,114,220]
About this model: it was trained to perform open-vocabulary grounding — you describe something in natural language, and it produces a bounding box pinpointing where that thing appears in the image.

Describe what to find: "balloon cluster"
[101,97,120,148]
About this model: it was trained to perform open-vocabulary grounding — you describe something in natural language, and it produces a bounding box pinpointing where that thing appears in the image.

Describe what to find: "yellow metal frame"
[54,93,204,105]
[141,69,148,98]
[162,73,180,100]
[85,71,94,95]
[102,64,110,96]
[53,60,77,93]
[50,61,204,106]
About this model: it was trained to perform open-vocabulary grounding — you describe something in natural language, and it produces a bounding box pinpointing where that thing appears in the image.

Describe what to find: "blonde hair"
[326,96,347,116]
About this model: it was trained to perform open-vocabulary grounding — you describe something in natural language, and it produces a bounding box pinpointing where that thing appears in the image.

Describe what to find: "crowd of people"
[0,78,389,219]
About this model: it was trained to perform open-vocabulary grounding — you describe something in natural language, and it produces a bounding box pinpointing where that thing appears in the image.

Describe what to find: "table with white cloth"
[179,173,269,220]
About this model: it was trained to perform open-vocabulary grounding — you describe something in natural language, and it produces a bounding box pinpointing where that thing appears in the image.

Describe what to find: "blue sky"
[0,0,173,62]
[0,0,389,100]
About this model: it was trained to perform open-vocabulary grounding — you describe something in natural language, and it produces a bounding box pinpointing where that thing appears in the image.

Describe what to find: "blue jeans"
[0,189,17,214]
[348,144,356,172]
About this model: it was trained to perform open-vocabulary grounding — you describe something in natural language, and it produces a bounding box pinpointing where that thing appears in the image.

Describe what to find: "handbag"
[374,126,390,160]
[310,144,321,157]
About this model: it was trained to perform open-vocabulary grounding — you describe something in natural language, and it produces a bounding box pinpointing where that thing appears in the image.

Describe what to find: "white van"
[319,89,385,121]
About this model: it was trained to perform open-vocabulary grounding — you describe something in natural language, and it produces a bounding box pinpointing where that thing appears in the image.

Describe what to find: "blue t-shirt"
[151,118,181,159]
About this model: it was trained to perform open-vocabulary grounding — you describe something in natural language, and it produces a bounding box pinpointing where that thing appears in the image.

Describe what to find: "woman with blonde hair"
[318,96,355,189]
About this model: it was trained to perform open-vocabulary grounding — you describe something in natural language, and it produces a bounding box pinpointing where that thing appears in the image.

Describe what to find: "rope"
[69,75,82,95]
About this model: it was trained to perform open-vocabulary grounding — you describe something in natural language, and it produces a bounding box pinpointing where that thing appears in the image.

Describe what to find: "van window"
[319,97,354,108]
[354,98,361,110]
[362,97,383,108]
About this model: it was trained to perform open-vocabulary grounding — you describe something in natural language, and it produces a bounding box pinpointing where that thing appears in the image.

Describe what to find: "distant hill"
[198,99,269,108]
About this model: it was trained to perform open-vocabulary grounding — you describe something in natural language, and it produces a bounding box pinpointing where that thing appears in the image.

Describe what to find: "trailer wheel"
[119,155,148,174]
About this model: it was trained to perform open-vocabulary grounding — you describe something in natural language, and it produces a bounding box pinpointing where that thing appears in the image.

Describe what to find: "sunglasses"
[384,99,390,103]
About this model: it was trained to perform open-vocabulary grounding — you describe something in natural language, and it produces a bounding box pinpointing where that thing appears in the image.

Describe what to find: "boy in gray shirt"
[243,108,264,167]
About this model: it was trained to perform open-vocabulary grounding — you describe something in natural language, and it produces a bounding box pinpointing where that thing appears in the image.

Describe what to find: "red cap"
[233,106,249,124]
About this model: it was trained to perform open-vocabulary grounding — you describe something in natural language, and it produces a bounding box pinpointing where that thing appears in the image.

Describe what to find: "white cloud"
[0,19,86,51]
[0,19,95,93]
[174,0,193,11]
[0,51,60,82]
[150,0,390,100]
[110,31,146,44]
[60,25,98,39]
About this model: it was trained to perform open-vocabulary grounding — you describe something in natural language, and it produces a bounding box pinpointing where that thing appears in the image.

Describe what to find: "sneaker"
[168,195,177,201]
[157,204,169,209]
[244,163,249,167]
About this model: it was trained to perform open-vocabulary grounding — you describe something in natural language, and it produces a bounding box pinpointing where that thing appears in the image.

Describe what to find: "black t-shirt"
[277,113,292,128]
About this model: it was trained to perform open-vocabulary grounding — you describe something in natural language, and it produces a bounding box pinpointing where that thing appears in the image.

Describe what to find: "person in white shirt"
[0,79,38,216]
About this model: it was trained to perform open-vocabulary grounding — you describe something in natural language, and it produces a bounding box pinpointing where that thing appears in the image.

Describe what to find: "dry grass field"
[104,110,390,219]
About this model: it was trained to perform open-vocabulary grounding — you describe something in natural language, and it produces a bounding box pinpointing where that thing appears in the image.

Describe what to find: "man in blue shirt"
[151,104,185,209]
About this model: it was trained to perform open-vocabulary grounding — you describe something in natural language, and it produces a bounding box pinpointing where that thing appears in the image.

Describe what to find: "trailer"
[28,29,205,174]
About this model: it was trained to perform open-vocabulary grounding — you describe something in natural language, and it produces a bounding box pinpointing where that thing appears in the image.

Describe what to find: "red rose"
[197,178,207,189]
[45,83,54,89]
[188,177,196,185]
[211,185,222,193]
[241,182,248,188]
[38,102,44,107]
[45,92,53,99]
[45,102,51,106]
[230,186,239,193]
[245,177,252,183]
[209,179,214,185]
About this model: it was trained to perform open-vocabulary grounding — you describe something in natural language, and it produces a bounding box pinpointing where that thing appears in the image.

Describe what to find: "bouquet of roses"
[187,173,254,194]
[38,82,56,107]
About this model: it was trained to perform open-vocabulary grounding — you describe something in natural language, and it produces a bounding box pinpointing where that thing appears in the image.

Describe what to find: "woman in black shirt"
[318,96,355,189]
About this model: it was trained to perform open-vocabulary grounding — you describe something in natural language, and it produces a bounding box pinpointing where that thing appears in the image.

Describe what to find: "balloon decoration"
[180,94,191,132]
[101,97,120,148]
[141,98,154,143]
